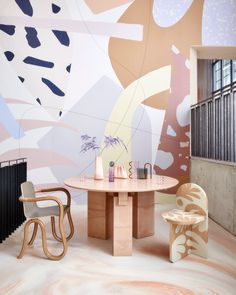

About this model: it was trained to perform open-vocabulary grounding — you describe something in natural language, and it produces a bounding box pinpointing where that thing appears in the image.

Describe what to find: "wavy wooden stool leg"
[51,211,74,242]
[17,219,34,259]
[37,219,67,260]
[28,222,38,246]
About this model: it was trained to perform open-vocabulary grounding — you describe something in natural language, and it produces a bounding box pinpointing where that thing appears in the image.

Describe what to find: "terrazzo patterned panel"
[0,204,235,295]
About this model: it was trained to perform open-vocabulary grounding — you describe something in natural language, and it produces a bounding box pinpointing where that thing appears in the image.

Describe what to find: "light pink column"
[133,191,155,238]
[112,193,132,256]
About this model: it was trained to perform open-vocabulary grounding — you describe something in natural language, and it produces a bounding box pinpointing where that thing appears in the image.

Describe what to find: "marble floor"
[0,204,236,295]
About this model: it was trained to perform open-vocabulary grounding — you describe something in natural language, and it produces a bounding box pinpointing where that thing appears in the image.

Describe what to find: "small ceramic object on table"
[137,168,148,179]
[94,155,104,180]
[109,161,115,182]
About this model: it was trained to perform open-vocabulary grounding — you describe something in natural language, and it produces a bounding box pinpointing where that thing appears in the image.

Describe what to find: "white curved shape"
[145,106,166,164]
[153,0,193,28]
[155,150,174,170]
[176,95,190,127]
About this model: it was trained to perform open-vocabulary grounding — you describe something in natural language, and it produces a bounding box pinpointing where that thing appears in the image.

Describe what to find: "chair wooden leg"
[17,219,32,259]
[37,219,68,261]
[51,210,74,242]
[66,210,74,241]
[18,218,68,260]
[51,216,60,241]
[169,223,192,263]
[28,222,38,246]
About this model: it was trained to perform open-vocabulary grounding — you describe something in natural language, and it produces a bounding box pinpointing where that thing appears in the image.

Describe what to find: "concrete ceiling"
[192,46,236,59]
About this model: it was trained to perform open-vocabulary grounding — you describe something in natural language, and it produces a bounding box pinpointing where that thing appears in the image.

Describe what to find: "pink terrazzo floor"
[0,204,235,295]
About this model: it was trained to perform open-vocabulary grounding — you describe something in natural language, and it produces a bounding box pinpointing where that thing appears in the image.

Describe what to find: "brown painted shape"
[142,90,170,110]
[154,49,191,193]
[109,0,203,89]
[85,0,133,14]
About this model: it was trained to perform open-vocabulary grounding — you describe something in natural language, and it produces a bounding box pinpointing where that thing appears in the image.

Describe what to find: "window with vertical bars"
[191,60,236,162]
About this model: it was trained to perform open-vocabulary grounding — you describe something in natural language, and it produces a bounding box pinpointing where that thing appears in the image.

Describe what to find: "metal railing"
[191,82,236,162]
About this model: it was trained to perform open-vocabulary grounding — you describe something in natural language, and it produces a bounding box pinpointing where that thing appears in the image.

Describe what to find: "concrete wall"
[191,157,236,235]
[197,59,212,102]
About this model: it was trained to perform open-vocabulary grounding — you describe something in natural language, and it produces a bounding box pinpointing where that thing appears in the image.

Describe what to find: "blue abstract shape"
[52,3,61,14]
[41,78,65,96]
[52,30,70,46]
[18,76,25,82]
[25,27,41,48]
[0,93,25,139]
[167,125,177,137]
[0,24,15,35]
[23,56,54,68]
[15,0,33,16]
[4,51,14,61]
[36,98,41,105]
[66,64,71,73]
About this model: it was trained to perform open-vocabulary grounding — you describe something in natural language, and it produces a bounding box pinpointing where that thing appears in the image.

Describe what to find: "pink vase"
[94,155,104,180]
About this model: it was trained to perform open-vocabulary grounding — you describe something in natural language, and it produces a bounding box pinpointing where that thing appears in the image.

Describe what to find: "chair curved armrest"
[35,187,71,207]
[19,196,64,217]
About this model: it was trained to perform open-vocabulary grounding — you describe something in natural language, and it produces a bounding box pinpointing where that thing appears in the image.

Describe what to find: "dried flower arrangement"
[80,134,128,154]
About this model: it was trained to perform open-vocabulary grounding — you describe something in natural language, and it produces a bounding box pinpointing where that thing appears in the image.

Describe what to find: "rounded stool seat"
[162,209,205,225]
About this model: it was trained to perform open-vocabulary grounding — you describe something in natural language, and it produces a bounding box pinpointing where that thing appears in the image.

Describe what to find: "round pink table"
[65,175,178,256]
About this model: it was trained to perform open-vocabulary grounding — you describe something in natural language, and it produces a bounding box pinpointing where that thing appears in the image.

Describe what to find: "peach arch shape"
[102,65,171,168]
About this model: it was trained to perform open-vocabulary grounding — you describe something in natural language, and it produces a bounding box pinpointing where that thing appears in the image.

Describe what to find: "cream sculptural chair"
[162,183,208,263]
[18,181,74,260]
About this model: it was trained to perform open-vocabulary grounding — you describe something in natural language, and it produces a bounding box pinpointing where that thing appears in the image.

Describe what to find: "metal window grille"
[191,82,236,162]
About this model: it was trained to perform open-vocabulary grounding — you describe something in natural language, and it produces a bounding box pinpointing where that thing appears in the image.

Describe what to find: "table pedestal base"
[133,192,155,238]
[87,191,154,256]
[88,191,107,239]
[113,194,132,256]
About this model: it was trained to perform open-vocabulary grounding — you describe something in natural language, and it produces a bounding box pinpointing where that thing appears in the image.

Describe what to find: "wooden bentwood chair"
[17,181,74,260]
[162,183,208,263]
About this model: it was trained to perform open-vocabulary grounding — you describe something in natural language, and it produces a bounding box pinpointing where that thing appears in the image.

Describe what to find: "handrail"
[191,81,236,108]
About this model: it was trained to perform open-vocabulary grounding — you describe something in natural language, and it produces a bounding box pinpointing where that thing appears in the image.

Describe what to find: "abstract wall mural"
[0,0,236,202]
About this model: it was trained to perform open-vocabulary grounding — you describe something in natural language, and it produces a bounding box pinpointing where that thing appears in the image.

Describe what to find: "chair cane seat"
[162,209,205,225]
